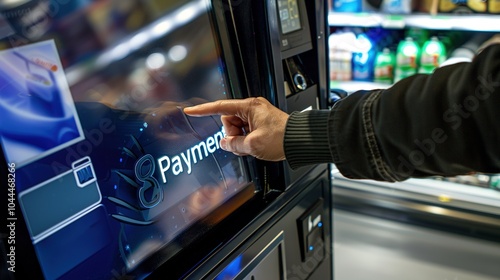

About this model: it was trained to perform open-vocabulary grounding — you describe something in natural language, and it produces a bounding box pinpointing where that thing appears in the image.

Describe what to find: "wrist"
[284,110,332,169]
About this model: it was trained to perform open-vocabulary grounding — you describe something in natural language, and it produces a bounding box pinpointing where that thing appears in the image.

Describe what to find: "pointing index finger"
[183,99,252,116]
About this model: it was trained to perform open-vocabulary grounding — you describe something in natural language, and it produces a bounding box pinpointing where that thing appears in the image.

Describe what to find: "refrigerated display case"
[328,3,500,279]
[328,3,500,95]
[328,2,500,192]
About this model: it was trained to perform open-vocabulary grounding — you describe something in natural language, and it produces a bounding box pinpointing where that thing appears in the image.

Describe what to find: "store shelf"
[332,167,500,218]
[330,80,391,93]
[328,12,500,32]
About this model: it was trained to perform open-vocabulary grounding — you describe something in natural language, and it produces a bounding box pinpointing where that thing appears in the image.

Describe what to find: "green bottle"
[406,28,429,47]
[374,48,395,84]
[490,175,500,191]
[419,36,447,74]
[395,37,420,82]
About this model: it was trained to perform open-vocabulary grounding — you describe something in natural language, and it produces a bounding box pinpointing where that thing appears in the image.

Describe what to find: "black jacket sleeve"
[284,44,500,182]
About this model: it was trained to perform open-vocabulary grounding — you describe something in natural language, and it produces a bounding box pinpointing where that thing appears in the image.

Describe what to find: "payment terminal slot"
[214,232,286,280]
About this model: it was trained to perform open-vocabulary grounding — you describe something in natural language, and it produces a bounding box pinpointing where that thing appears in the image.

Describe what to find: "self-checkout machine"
[190,1,333,279]
[0,0,332,279]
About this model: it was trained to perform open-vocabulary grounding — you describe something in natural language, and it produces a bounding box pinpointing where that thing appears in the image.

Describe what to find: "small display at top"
[278,0,302,34]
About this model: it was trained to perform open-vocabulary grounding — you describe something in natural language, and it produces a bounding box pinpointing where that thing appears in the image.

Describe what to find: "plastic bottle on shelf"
[370,28,398,49]
[381,0,414,14]
[419,36,447,74]
[329,31,356,81]
[395,37,420,82]
[406,28,429,49]
[440,33,490,67]
[489,175,500,191]
[352,33,376,81]
[332,0,362,12]
[374,48,396,84]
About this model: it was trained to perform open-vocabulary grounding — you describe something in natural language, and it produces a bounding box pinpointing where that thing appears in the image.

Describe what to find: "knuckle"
[246,97,268,116]
[250,97,267,105]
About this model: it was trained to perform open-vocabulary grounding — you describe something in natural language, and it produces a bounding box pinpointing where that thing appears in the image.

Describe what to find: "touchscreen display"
[0,0,252,279]
[278,0,302,34]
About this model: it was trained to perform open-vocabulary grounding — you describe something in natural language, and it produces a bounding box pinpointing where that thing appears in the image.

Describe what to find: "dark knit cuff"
[284,109,333,170]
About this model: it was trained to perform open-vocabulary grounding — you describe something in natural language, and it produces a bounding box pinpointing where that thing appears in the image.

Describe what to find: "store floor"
[332,210,500,280]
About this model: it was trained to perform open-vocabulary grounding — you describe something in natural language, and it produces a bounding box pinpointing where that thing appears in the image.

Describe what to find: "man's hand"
[184,97,289,161]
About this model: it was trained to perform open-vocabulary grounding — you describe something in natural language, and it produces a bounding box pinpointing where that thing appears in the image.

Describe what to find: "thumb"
[220,136,250,156]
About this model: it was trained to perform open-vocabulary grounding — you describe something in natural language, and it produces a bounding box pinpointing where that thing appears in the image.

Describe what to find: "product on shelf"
[419,36,447,74]
[374,47,395,84]
[437,0,499,13]
[468,0,488,12]
[418,0,439,14]
[381,0,415,14]
[395,37,420,82]
[490,0,500,13]
[332,0,362,12]
[327,8,499,86]
[406,28,430,48]
[331,0,500,15]
[329,31,356,81]
[489,175,500,191]
[352,33,376,81]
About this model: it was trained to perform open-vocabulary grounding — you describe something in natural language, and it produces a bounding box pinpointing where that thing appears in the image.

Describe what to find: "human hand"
[184,97,289,161]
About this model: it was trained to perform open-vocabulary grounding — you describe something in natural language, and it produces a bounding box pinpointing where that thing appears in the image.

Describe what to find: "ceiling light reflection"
[146,53,166,70]
[168,45,187,62]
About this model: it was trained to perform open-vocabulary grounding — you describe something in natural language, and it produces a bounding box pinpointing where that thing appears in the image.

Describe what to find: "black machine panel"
[198,166,331,280]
